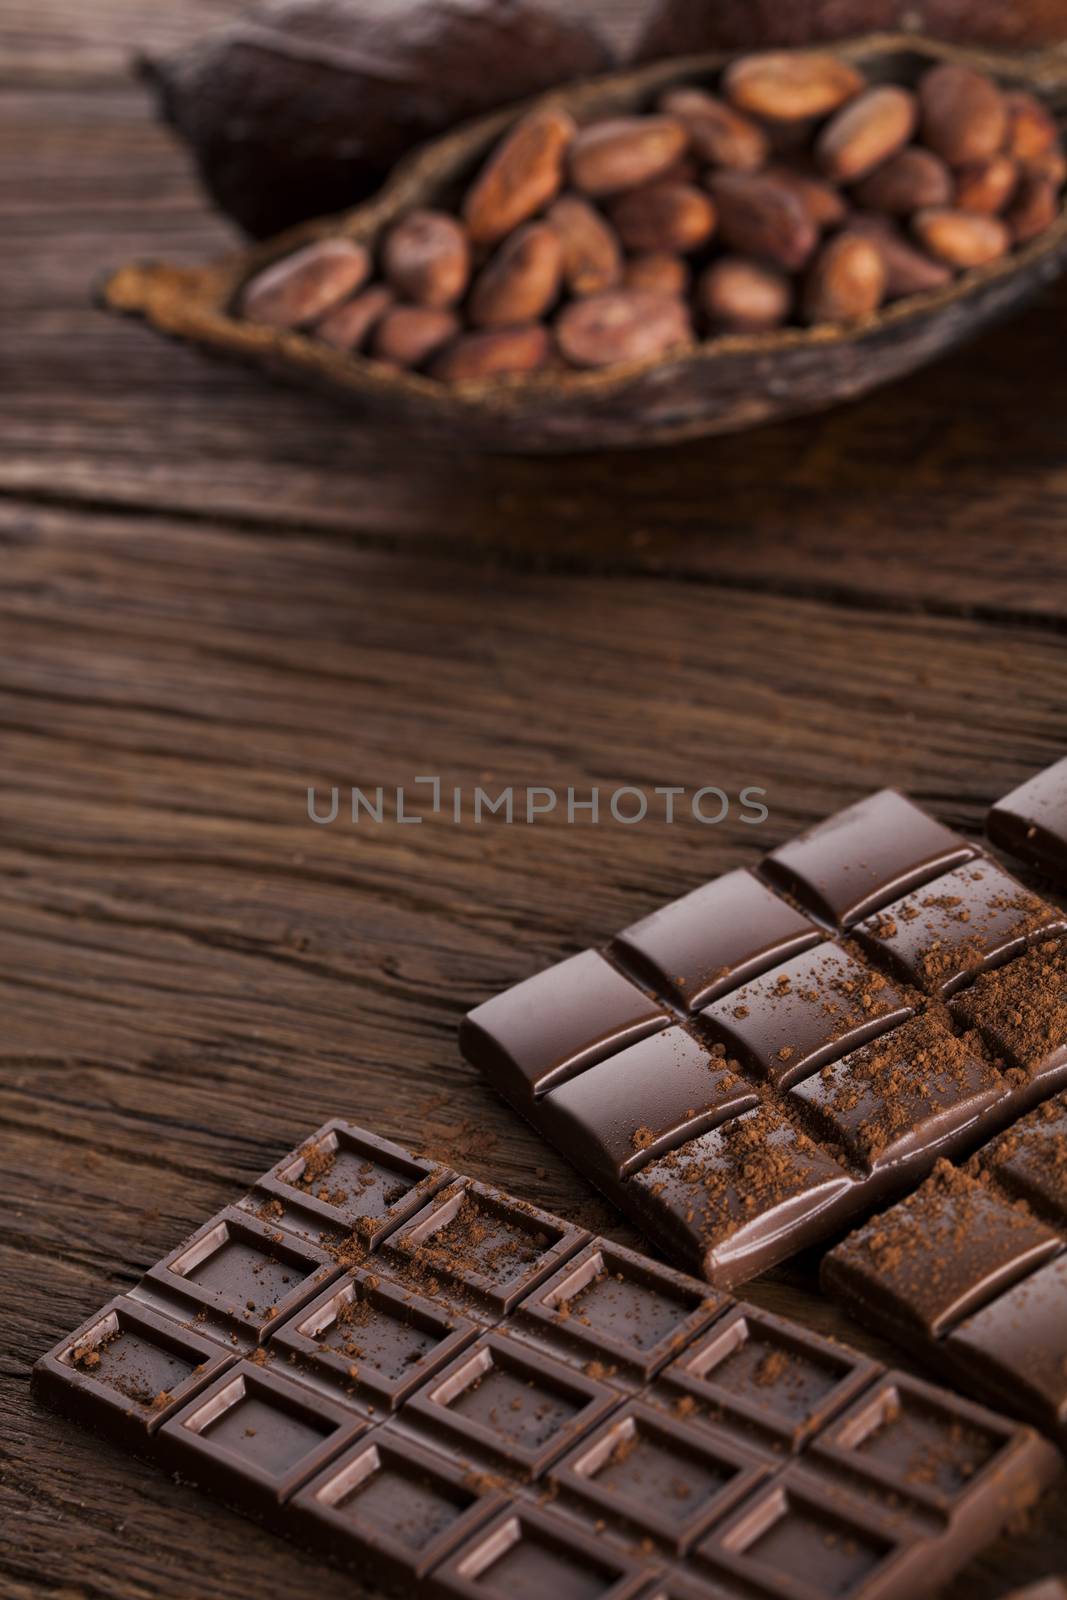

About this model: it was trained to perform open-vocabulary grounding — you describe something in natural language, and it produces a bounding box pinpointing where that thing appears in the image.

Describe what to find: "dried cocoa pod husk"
[913,206,1011,266]
[547,196,624,297]
[816,86,917,183]
[371,305,459,368]
[708,170,818,270]
[468,222,564,328]
[918,63,1008,166]
[240,238,370,326]
[569,116,689,198]
[954,155,1019,214]
[141,0,616,238]
[463,105,576,246]
[722,51,866,121]
[382,210,470,308]
[852,147,953,214]
[803,233,887,321]
[429,324,551,383]
[555,290,693,367]
[609,181,717,255]
[622,253,690,294]
[698,256,792,330]
[658,87,768,172]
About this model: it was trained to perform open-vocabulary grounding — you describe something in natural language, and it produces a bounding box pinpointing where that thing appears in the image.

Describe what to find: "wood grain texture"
[1,3,1066,1597]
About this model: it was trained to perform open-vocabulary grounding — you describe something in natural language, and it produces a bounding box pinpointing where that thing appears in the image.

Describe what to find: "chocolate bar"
[462,788,1067,1286]
[824,1086,1067,1451]
[989,756,1067,888]
[33,1118,1061,1600]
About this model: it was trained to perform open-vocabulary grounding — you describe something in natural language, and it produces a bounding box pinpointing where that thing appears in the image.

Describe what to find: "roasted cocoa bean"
[954,156,1019,215]
[468,222,564,328]
[765,163,848,229]
[315,284,395,351]
[555,290,693,367]
[1005,91,1059,164]
[852,146,953,213]
[622,254,690,295]
[913,207,1011,267]
[803,233,886,321]
[723,50,864,121]
[699,257,792,331]
[659,88,768,172]
[371,305,460,368]
[382,209,470,308]
[241,238,370,327]
[463,106,575,245]
[708,171,818,270]
[429,325,551,382]
[816,86,917,183]
[1007,175,1061,244]
[844,213,953,298]
[918,64,1007,166]
[547,196,623,297]
[568,116,689,198]
[609,182,717,255]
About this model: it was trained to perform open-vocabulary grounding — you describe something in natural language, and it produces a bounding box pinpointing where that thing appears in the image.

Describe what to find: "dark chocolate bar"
[32,1118,1061,1600]
[824,1087,1067,1450]
[989,756,1067,888]
[462,788,1067,1287]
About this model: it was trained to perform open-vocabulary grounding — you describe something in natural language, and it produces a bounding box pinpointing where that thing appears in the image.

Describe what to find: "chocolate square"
[135,1205,341,1345]
[539,1027,758,1183]
[974,1094,1067,1229]
[944,1255,1067,1440]
[550,1399,769,1554]
[949,936,1067,1099]
[700,943,912,1091]
[613,869,823,1011]
[460,949,670,1105]
[432,1502,647,1600]
[988,756,1067,885]
[854,860,1064,998]
[789,1014,1004,1177]
[289,1425,507,1588]
[244,1119,452,1249]
[401,1330,619,1479]
[513,1238,723,1384]
[268,1265,478,1414]
[31,1296,234,1449]
[159,1360,367,1511]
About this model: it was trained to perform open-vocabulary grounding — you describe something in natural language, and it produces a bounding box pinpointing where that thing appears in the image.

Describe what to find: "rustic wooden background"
[2,2,1066,1594]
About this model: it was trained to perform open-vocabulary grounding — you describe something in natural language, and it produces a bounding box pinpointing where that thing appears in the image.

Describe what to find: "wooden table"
[2,3,1066,1594]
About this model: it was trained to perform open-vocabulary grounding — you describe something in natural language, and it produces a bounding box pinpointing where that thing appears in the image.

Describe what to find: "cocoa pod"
[1005,91,1059,163]
[723,51,865,122]
[382,210,470,308]
[954,155,1019,214]
[1007,175,1061,243]
[708,171,818,270]
[765,164,847,229]
[658,88,768,172]
[913,207,1011,267]
[918,64,1007,166]
[546,196,623,297]
[142,0,615,239]
[463,106,575,246]
[555,290,693,367]
[622,253,690,294]
[816,86,917,183]
[429,325,551,383]
[371,305,460,368]
[609,181,717,254]
[851,147,953,213]
[315,284,395,351]
[468,222,563,328]
[803,233,886,322]
[845,213,954,297]
[568,116,689,198]
[698,256,792,331]
[240,238,370,326]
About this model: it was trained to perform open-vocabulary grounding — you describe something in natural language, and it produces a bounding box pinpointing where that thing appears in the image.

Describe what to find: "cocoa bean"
[708,171,818,270]
[568,116,689,198]
[723,50,865,121]
[803,233,886,322]
[1028,145,1067,187]
[555,290,693,367]
[240,238,370,327]
[315,285,395,351]
[609,182,717,255]
[546,196,623,297]
[699,257,792,331]
[659,88,768,172]
[622,254,690,295]
[468,222,564,328]
[381,210,470,308]
[1006,175,1060,244]
[765,163,847,229]
[851,147,953,213]
[429,325,551,383]
[1005,91,1059,164]
[462,105,575,245]
[371,305,460,368]
[954,155,1019,215]
[918,64,1007,167]
[845,213,953,298]
[816,86,917,183]
[912,207,1010,267]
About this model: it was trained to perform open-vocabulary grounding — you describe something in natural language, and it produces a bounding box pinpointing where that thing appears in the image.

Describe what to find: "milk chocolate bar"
[989,756,1067,888]
[33,1118,1061,1600]
[462,789,1067,1286]
[824,1087,1067,1450]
